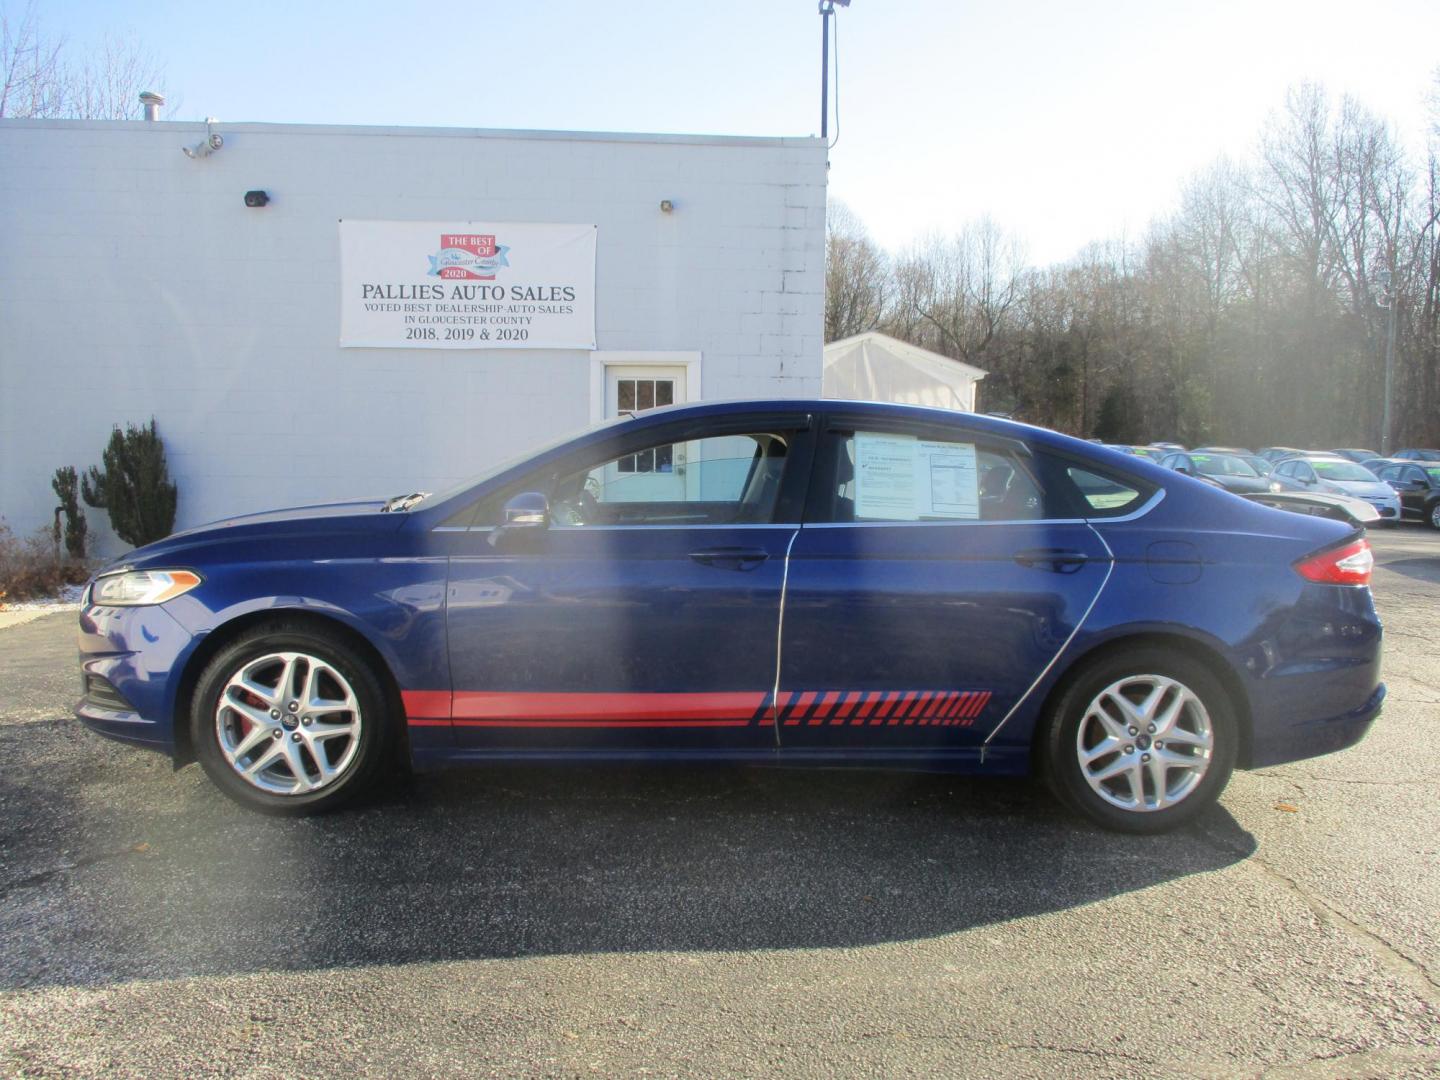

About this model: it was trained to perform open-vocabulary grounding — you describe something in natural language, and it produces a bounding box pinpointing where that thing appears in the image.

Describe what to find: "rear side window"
[1063,465,1147,516]
[823,430,1043,522]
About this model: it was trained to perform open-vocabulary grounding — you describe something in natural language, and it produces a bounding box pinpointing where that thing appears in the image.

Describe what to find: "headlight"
[90,569,202,606]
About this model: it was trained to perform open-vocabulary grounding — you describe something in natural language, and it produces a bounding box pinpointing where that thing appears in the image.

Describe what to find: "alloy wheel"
[1075,674,1213,812]
[215,651,363,795]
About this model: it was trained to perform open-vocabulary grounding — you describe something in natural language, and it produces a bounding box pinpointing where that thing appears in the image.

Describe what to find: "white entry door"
[603,365,689,502]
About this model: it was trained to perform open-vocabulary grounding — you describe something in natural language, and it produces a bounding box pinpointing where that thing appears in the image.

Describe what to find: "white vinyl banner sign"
[339,220,596,349]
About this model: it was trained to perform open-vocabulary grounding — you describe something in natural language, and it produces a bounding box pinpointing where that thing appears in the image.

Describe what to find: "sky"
[32,0,1440,266]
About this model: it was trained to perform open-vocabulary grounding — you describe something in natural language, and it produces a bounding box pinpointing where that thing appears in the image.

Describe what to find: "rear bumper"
[1246,682,1385,768]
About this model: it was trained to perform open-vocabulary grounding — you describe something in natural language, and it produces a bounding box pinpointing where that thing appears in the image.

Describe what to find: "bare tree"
[825,200,890,342]
[0,2,165,119]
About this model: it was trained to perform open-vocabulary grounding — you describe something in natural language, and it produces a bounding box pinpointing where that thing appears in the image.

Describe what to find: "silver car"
[1269,455,1400,522]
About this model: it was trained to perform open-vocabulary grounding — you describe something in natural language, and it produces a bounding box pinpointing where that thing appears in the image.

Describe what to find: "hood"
[167,497,392,538]
[99,497,403,572]
[1322,479,1394,500]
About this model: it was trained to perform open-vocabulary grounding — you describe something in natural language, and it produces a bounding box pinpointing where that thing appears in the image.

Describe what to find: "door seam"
[771,527,801,748]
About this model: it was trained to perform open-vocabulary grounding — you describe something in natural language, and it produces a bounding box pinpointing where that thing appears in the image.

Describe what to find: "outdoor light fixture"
[659,199,674,213]
[244,190,270,208]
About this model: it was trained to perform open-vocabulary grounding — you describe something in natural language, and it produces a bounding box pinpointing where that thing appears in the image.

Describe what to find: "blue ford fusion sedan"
[76,400,1384,833]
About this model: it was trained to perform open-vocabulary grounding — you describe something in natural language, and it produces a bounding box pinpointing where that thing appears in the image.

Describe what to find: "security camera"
[181,131,224,159]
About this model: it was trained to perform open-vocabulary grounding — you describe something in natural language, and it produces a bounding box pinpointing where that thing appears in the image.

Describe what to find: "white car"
[1269,456,1401,523]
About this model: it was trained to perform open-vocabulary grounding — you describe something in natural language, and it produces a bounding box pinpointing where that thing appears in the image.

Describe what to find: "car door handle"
[1014,548,1090,573]
[690,547,770,571]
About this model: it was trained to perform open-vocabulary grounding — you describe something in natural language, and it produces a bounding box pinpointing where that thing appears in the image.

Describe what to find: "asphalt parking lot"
[1,530,1437,1078]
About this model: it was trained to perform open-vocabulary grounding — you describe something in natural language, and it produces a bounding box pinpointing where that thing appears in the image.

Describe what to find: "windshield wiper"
[381,492,429,513]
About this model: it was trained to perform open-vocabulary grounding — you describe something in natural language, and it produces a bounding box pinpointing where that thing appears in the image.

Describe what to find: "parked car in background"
[1258,447,1305,463]
[1244,490,1382,528]
[1330,448,1379,464]
[1239,455,1273,477]
[1103,444,1165,462]
[1149,442,1186,452]
[1269,454,1400,522]
[1158,451,1270,494]
[1394,448,1440,462]
[1370,460,1440,529]
[74,399,1385,834]
[1194,446,1253,456]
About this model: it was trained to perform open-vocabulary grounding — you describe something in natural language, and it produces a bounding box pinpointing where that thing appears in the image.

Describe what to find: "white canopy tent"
[821,332,987,412]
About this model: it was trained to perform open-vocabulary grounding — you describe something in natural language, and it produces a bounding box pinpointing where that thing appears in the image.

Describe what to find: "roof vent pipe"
[139,91,164,121]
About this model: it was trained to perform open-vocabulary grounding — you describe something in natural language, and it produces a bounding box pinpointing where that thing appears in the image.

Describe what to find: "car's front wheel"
[1039,648,1238,834]
[1429,501,1440,530]
[191,623,391,815]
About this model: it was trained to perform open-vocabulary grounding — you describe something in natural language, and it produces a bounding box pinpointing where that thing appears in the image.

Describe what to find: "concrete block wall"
[0,120,826,555]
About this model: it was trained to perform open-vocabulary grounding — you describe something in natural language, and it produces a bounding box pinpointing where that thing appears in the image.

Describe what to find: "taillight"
[1293,537,1373,586]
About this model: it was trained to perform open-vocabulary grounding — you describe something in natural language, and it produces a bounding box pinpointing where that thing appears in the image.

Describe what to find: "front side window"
[466,430,792,529]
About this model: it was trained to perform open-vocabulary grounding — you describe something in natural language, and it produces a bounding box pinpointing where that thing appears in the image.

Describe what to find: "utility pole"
[1376,268,1398,455]
[819,0,849,140]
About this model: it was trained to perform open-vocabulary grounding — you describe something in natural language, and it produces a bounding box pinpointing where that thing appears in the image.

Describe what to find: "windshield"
[1192,454,1258,478]
[1312,460,1377,482]
[409,413,635,510]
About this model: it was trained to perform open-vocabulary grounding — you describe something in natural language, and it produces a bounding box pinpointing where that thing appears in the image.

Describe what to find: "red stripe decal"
[836,692,860,722]
[967,690,992,718]
[783,691,818,726]
[402,690,452,721]
[950,691,975,719]
[811,690,842,725]
[857,693,883,722]
[449,691,766,726]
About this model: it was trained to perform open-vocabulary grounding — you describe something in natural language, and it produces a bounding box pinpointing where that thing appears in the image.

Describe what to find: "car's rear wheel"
[1040,648,1238,834]
[191,623,391,815]
[1429,501,1440,530]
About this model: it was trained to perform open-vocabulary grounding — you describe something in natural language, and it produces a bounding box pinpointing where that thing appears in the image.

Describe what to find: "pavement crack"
[1246,855,1440,1005]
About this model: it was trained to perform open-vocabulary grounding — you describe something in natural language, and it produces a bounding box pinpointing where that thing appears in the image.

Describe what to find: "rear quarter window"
[1055,461,1156,518]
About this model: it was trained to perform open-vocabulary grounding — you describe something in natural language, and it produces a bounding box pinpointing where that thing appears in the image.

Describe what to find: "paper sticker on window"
[854,433,980,521]
[854,433,920,520]
[920,440,980,518]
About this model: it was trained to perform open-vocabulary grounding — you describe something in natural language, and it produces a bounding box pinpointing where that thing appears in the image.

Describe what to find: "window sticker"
[853,432,980,521]
[854,433,920,520]
[920,440,980,518]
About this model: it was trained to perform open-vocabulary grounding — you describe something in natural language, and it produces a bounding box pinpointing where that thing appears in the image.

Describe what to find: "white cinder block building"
[0,119,827,555]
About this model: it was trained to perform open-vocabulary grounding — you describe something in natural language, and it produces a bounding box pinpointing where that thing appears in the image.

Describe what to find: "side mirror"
[501,491,550,528]
[1177,467,1191,476]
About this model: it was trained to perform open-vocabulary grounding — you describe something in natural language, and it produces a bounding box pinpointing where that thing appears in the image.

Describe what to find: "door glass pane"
[655,380,675,407]
[828,432,1041,522]
[637,380,655,411]
[617,379,636,413]
[548,432,790,527]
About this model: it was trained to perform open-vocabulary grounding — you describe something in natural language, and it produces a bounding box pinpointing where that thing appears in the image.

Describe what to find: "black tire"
[1428,500,1440,530]
[1038,647,1239,834]
[190,622,392,815]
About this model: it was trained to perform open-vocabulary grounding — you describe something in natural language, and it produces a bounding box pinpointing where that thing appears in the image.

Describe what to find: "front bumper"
[74,603,198,756]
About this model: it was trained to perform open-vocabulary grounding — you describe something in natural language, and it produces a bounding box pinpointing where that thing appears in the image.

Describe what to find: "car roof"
[623,398,1095,454]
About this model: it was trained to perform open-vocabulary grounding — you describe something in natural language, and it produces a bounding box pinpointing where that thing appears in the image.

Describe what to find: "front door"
[442,414,813,754]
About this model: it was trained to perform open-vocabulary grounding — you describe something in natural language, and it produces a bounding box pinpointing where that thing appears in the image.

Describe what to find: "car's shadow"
[0,726,1258,990]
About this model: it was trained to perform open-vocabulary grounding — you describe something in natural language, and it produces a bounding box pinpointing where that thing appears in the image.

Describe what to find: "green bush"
[81,419,178,549]
[51,465,88,560]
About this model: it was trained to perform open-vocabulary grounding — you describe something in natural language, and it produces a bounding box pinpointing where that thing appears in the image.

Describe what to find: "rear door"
[776,415,1112,754]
